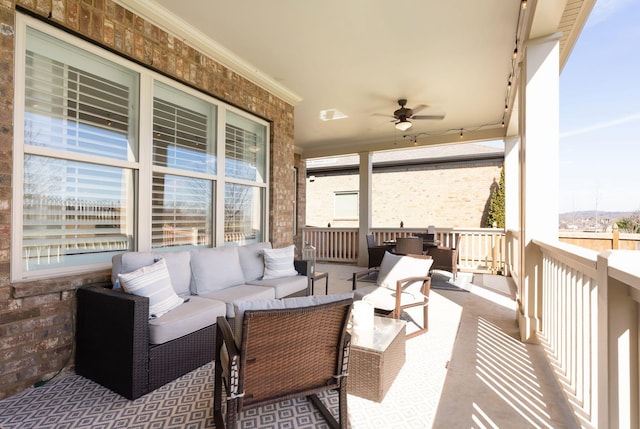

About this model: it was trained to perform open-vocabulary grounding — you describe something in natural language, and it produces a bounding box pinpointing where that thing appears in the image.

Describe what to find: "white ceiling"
[123,0,593,158]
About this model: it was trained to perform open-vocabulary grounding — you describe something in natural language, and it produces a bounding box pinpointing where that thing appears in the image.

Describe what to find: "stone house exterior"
[0,1,303,399]
[306,144,504,229]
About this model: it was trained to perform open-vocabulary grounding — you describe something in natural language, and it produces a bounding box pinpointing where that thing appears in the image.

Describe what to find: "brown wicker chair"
[214,296,353,429]
[394,236,423,255]
[366,233,393,268]
[352,253,432,338]
[427,235,462,280]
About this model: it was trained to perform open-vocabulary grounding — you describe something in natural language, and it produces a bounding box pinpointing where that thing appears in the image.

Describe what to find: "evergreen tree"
[486,166,505,228]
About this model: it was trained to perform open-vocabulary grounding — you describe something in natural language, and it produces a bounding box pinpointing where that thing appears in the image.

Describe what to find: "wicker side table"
[347,316,406,402]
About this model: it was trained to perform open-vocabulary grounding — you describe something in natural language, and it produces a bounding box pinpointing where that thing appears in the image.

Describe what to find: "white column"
[358,152,372,266]
[504,135,520,233]
[518,33,561,342]
[504,135,520,279]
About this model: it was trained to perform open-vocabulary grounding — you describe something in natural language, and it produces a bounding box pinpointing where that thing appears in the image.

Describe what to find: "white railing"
[302,226,506,273]
[533,240,640,429]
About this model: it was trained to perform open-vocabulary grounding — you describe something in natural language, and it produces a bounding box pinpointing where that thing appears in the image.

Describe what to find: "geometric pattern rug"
[0,292,463,429]
[0,362,339,429]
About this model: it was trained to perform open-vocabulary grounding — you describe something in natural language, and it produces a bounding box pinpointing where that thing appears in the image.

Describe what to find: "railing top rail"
[533,238,598,277]
[303,227,358,232]
[604,250,640,292]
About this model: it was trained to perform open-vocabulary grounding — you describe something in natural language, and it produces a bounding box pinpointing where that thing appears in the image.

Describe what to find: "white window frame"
[333,191,359,221]
[12,14,269,281]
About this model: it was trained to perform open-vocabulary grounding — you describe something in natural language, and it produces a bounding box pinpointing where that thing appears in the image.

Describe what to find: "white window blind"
[224,183,263,245]
[25,26,138,160]
[22,156,133,271]
[153,82,216,174]
[334,191,359,220]
[151,173,213,248]
[224,111,266,182]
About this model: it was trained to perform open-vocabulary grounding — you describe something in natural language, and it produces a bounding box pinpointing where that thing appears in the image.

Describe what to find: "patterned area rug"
[0,293,462,429]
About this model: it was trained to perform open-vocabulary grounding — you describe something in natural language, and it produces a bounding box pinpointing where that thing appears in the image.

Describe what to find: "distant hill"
[559,210,635,231]
[560,211,633,221]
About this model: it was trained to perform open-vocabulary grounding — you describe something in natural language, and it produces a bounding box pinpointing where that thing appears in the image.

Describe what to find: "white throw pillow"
[262,245,298,279]
[377,252,433,290]
[118,258,184,319]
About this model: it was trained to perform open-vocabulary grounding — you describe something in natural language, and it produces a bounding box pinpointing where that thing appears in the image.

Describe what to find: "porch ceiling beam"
[299,127,506,160]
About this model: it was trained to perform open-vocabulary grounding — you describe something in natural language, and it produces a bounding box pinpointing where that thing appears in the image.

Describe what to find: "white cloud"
[587,0,634,27]
[560,112,640,138]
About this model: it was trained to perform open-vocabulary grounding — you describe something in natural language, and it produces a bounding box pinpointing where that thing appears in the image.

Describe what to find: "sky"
[558,0,640,213]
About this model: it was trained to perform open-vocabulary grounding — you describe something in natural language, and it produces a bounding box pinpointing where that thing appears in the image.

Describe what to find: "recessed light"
[319,109,348,121]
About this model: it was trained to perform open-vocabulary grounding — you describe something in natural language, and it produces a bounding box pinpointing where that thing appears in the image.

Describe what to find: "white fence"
[302,227,505,273]
[528,240,640,429]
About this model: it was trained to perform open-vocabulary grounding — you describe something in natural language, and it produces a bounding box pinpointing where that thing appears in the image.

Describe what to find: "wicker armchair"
[394,236,423,255]
[427,235,462,280]
[214,296,353,429]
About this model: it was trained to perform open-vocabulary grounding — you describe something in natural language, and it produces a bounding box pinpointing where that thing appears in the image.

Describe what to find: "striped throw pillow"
[118,258,184,319]
[262,245,298,279]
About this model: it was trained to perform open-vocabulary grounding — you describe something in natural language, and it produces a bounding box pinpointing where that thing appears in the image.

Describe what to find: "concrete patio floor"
[322,262,578,428]
[0,263,579,428]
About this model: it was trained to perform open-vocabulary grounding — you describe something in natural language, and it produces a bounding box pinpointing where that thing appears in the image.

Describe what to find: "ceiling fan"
[389,99,445,131]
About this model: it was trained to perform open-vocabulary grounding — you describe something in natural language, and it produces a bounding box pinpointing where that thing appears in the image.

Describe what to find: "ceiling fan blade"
[372,113,396,119]
[410,104,429,114]
[412,114,445,120]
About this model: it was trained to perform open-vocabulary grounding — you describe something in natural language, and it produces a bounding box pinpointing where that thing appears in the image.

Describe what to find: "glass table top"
[349,316,406,353]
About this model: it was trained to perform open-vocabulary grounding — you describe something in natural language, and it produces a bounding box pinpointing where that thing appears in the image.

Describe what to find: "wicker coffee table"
[347,316,406,402]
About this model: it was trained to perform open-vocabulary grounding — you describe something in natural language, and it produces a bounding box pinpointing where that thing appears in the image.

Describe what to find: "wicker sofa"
[75,242,309,400]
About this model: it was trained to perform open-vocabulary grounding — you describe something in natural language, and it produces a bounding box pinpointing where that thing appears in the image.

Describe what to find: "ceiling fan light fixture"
[395,119,412,131]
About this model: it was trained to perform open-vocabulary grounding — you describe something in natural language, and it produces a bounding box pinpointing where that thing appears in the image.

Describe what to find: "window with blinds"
[151,173,213,248]
[153,82,216,174]
[334,191,359,220]
[14,16,270,280]
[224,183,263,244]
[225,111,266,182]
[20,25,137,274]
[151,82,217,248]
[224,111,267,245]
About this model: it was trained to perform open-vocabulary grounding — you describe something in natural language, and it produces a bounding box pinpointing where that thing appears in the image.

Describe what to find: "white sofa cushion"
[247,275,307,298]
[191,246,245,294]
[118,258,185,319]
[262,245,297,279]
[199,284,276,318]
[237,241,272,282]
[113,251,192,296]
[148,296,226,344]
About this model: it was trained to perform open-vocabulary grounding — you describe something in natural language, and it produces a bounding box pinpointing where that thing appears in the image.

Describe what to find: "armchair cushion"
[262,245,298,279]
[377,251,433,290]
[232,293,354,348]
[118,258,184,319]
[355,282,426,312]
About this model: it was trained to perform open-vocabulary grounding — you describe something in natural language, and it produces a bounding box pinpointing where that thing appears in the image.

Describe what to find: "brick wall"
[0,0,295,399]
[306,160,503,228]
